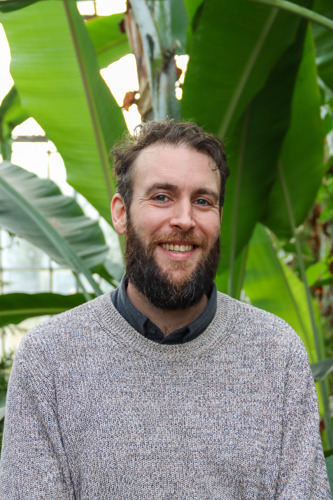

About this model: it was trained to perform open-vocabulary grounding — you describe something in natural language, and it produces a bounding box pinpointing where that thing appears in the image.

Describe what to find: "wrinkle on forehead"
[132,143,220,183]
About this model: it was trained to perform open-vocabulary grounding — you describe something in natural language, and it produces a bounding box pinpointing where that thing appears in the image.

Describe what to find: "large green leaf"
[0,292,87,327]
[311,358,333,381]
[181,0,311,137]
[217,17,309,292]
[0,0,126,222]
[170,0,189,53]
[262,27,324,236]
[0,161,106,294]
[0,86,28,160]
[86,13,131,69]
[243,223,318,361]
[325,455,333,494]
[0,0,38,13]
[313,0,333,90]
[184,0,204,21]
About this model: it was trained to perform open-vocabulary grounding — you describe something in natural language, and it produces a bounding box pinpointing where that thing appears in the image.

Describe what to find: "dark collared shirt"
[111,275,217,344]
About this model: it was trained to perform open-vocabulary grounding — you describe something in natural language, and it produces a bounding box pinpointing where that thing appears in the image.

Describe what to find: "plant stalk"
[249,0,333,32]
[127,0,179,120]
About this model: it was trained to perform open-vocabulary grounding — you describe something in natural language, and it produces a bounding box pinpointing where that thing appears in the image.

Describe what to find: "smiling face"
[111,144,222,309]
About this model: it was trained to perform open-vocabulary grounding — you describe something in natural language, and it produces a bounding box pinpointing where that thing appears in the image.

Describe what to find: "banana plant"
[0,292,88,328]
[0,161,112,298]
[0,0,126,222]
[0,86,28,160]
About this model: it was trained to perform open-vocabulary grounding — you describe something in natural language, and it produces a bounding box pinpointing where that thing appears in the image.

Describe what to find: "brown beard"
[125,217,220,310]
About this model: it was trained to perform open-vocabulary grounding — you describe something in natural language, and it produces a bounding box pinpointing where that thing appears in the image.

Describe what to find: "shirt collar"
[111,275,217,344]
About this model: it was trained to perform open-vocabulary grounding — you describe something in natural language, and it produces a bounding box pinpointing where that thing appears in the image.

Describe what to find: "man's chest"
[55,354,284,499]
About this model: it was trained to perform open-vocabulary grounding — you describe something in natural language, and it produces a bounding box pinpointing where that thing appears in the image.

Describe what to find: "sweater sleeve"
[275,336,331,499]
[0,334,75,500]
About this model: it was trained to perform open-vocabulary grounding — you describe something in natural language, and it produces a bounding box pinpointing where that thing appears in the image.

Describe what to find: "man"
[0,120,331,498]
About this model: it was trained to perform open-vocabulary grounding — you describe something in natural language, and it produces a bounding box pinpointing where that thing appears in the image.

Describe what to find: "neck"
[126,281,208,337]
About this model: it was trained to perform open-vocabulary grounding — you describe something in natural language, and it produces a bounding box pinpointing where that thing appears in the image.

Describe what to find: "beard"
[125,218,220,310]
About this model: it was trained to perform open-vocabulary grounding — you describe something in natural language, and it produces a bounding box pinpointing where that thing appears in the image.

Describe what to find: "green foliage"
[313,0,333,88]
[0,161,106,296]
[243,223,318,361]
[0,86,28,160]
[0,161,108,271]
[0,0,125,221]
[0,293,88,328]
[312,358,333,380]
[325,454,333,494]
[262,27,324,237]
[86,13,130,69]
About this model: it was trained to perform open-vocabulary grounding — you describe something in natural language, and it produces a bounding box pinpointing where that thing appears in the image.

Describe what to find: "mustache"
[150,231,208,249]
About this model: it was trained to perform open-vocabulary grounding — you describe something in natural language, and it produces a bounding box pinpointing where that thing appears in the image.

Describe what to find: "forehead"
[131,144,220,193]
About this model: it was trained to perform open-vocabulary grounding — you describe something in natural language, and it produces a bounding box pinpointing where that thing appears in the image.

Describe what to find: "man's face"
[112,144,222,309]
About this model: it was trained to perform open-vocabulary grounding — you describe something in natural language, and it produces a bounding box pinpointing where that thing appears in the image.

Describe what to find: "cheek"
[198,214,221,238]
[129,211,163,242]
[136,208,169,231]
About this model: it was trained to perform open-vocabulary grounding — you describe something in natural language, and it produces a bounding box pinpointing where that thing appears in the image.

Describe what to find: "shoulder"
[15,292,115,363]
[216,291,307,356]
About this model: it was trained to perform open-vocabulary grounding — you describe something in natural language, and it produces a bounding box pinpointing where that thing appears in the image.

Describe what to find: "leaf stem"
[248,0,333,32]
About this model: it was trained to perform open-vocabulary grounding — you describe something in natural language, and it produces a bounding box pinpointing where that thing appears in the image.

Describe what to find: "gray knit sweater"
[0,291,331,499]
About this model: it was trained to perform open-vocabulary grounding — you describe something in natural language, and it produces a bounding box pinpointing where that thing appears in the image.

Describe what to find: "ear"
[111,193,127,235]
[220,207,223,223]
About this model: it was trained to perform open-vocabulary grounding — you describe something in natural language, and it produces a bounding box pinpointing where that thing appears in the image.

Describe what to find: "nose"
[169,199,195,231]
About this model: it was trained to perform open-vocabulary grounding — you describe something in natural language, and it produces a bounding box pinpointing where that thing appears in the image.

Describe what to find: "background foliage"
[0,0,333,465]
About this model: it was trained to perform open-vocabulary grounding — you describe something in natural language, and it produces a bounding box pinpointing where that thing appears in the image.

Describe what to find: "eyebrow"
[144,183,177,196]
[144,183,219,203]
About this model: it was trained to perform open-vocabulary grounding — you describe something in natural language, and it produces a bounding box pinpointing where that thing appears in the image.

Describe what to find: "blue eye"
[195,198,210,206]
[154,194,169,202]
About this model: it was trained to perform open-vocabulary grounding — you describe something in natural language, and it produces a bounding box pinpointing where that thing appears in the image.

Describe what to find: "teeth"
[161,243,194,252]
